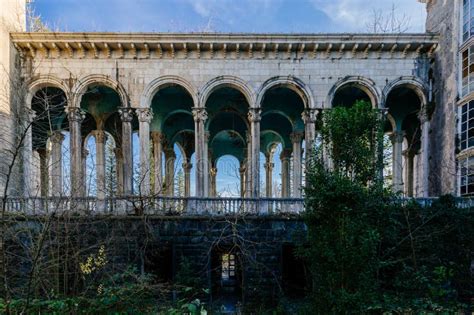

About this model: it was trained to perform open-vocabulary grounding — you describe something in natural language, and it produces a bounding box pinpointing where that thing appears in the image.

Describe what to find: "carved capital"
[192,107,208,123]
[390,131,405,144]
[280,149,292,161]
[151,131,166,144]
[113,147,123,159]
[136,108,153,123]
[182,162,193,171]
[49,131,65,144]
[302,109,319,124]
[418,109,429,124]
[264,162,275,171]
[248,108,262,123]
[66,107,85,123]
[290,131,304,144]
[118,107,134,123]
[26,108,36,123]
[92,130,106,144]
[210,167,217,176]
[82,148,89,158]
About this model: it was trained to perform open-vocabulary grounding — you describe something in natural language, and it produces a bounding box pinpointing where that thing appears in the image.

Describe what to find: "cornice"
[11,32,440,60]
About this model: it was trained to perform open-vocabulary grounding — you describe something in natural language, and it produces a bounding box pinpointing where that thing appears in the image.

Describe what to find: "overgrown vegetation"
[301,100,473,314]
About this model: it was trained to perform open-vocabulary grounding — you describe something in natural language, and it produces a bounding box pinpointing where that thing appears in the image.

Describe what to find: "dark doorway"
[282,243,308,298]
[144,243,174,283]
[211,247,242,312]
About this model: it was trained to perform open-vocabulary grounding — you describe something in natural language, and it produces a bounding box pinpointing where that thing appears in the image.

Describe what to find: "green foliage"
[302,101,472,313]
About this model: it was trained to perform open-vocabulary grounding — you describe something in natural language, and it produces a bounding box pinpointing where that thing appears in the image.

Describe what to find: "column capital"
[92,130,106,144]
[113,147,122,158]
[302,108,319,123]
[26,108,36,123]
[192,107,208,123]
[136,108,153,123]
[403,148,418,158]
[290,131,304,143]
[390,130,405,144]
[66,107,85,123]
[264,162,275,171]
[418,109,429,124]
[280,148,292,161]
[82,148,89,158]
[118,107,134,122]
[164,148,176,159]
[248,107,262,123]
[210,167,217,176]
[182,162,193,171]
[239,165,246,173]
[151,131,166,144]
[49,131,65,144]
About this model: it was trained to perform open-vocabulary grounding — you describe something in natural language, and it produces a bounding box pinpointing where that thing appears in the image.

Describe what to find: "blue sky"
[32,0,427,33]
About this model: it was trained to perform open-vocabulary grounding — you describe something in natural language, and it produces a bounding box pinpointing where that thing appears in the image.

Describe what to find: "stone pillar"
[248,108,261,198]
[192,108,208,197]
[164,148,176,196]
[23,109,35,197]
[49,131,64,197]
[391,130,405,194]
[291,132,304,198]
[37,148,48,197]
[118,107,134,195]
[210,167,217,197]
[264,159,274,198]
[66,107,84,197]
[245,132,252,197]
[403,149,415,197]
[239,163,246,197]
[137,108,153,196]
[114,148,123,195]
[82,148,89,194]
[419,112,430,197]
[183,161,192,197]
[302,109,318,163]
[280,149,291,198]
[92,130,106,201]
[151,131,164,195]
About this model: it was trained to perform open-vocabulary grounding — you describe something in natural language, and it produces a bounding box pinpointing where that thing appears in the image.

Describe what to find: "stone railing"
[1,196,305,216]
[2,196,473,217]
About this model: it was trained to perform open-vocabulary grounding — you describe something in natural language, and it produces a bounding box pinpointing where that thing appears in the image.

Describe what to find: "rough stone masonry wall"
[425,0,459,195]
[3,215,306,304]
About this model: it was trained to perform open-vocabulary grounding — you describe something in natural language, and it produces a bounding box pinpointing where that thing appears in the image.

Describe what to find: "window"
[461,46,474,96]
[460,101,474,150]
[460,156,474,196]
[221,253,235,281]
[463,0,474,42]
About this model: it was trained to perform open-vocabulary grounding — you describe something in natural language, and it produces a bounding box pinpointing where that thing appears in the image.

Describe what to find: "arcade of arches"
[29,78,428,199]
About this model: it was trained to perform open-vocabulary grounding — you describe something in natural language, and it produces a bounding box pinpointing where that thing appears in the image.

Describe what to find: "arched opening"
[150,84,195,196]
[206,86,250,197]
[385,86,423,196]
[31,87,68,197]
[332,84,373,108]
[261,86,304,198]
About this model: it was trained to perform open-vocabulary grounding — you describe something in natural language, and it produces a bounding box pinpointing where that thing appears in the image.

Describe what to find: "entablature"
[11,32,439,60]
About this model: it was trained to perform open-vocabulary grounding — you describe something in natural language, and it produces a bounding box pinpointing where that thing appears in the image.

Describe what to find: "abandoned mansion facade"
[0,0,470,208]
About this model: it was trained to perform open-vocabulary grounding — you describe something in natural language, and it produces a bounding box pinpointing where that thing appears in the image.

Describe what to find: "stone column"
[192,108,208,197]
[302,109,318,163]
[239,163,246,197]
[137,108,153,196]
[248,108,261,198]
[49,131,64,197]
[66,107,84,197]
[280,149,291,198]
[210,167,217,197]
[183,161,192,197]
[291,132,304,198]
[118,107,134,195]
[419,112,430,197]
[244,132,252,197]
[391,130,405,194]
[114,148,123,195]
[403,149,415,197]
[151,131,164,195]
[37,148,48,197]
[92,130,106,201]
[82,148,89,194]
[23,109,35,197]
[264,159,274,198]
[164,148,176,196]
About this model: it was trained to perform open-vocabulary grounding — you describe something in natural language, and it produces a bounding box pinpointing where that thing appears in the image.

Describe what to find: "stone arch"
[26,75,70,108]
[328,76,381,108]
[72,74,128,108]
[199,76,256,108]
[257,76,315,109]
[141,75,198,108]
[383,76,429,108]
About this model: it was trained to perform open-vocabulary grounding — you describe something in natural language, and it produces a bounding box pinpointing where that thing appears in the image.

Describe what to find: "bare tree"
[366,3,411,33]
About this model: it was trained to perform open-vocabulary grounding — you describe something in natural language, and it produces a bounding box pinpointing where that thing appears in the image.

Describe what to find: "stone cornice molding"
[11,32,439,60]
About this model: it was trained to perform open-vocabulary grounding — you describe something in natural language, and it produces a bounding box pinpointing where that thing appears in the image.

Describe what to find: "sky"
[32,0,427,33]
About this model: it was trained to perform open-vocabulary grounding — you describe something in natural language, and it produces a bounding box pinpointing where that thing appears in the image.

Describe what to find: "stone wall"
[3,215,307,305]
[425,0,459,195]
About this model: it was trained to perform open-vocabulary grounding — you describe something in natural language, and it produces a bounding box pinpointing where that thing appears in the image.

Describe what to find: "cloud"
[311,0,426,32]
